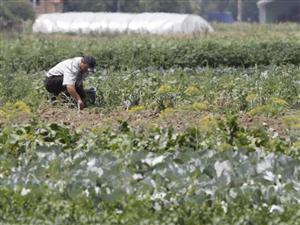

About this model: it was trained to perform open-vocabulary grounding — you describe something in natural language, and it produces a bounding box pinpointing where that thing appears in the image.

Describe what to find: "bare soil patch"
[35,103,290,138]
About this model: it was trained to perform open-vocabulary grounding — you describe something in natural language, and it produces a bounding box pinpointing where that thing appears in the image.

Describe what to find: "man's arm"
[66,84,84,110]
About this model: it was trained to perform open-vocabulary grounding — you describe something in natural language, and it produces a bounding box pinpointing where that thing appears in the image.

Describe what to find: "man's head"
[80,55,96,74]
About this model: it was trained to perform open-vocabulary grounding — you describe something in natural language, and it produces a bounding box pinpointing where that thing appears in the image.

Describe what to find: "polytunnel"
[32,12,214,35]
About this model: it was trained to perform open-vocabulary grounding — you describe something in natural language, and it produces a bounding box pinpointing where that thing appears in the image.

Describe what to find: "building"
[30,0,64,15]
[257,0,300,23]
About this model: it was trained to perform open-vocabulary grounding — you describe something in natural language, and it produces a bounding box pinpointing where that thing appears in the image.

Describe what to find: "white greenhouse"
[32,12,214,35]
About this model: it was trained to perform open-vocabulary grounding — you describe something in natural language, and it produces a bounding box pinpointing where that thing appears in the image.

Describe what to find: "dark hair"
[83,55,96,69]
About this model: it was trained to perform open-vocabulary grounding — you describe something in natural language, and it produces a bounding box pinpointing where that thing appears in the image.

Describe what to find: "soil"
[35,103,290,138]
[0,102,291,139]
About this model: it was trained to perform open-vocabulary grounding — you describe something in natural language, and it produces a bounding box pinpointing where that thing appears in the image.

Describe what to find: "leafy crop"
[0,121,300,224]
[2,34,300,74]
[1,26,300,224]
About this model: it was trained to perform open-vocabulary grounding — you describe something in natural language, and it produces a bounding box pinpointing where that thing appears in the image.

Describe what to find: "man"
[44,55,96,110]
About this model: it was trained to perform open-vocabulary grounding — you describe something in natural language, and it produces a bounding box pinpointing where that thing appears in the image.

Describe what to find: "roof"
[32,12,214,35]
[257,0,275,7]
[50,0,63,3]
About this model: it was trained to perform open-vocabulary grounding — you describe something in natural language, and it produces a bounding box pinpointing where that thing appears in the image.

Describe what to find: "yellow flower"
[184,86,200,96]
[128,105,145,113]
[292,141,300,149]
[198,115,218,133]
[247,105,270,116]
[160,107,176,118]
[0,101,31,123]
[13,101,31,114]
[270,97,288,107]
[218,143,233,152]
[282,115,300,127]
[246,93,257,102]
[157,85,173,94]
[191,102,208,111]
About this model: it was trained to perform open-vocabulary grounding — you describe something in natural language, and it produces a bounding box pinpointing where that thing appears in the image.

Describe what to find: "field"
[1,23,300,224]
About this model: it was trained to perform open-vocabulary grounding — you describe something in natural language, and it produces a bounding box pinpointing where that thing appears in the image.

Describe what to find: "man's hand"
[66,85,84,110]
[77,99,85,110]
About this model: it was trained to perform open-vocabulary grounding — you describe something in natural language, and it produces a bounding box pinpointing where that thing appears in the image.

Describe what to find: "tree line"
[0,0,35,21]
[64,0,259,22]
[0,0,259,24]
[0,0,35,30]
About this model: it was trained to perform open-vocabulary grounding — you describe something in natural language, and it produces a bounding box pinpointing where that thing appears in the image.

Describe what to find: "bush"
[1,36,300,73]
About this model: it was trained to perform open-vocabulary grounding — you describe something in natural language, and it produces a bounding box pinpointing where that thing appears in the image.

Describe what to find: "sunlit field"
[1,23,300,224]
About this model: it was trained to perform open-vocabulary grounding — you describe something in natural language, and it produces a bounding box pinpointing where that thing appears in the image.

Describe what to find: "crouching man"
[44,55,96,110]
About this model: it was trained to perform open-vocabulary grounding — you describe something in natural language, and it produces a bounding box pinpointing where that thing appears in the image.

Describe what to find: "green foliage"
[1,55,299,114]
[0,0,35,21]
[63,0,261,21]
[64,0,200,14]
[0,70,45,108]
[2,35,300,74]
[0,121,300,223]
[0,1,15,21]
[0,101,31,125]
[1,25,300,224]
[64,0,141,12]
[2,186,300,225]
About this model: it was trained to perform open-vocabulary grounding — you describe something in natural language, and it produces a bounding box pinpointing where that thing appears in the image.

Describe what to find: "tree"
[64,0,200,14]
[64,0,140,12]
[0,0,35,21]
[199,0,231,13]
[63,0,259,21]
[0,2,15,21]
[139,0,198,13]
[0,0,35,31]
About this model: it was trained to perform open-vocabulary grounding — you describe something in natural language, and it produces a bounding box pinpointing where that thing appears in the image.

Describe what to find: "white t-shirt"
[46,57,86,86]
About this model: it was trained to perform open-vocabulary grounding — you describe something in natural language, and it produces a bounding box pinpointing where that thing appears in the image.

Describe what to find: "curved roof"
[257,0,275,8]
[32,12,214,35]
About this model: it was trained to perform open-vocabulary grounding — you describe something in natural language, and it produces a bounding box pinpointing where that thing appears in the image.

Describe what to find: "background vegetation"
[63,0,260,22]
[0,0,35,26]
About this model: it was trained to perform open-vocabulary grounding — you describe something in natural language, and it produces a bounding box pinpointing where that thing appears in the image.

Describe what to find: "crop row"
[1,29,300,224]
[1,186,300,225]
[1,34,300,73]
[1,121,300,224]
[1,66,299,114]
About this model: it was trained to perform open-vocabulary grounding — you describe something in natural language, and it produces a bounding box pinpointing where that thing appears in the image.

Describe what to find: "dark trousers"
[44,76,85,99]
